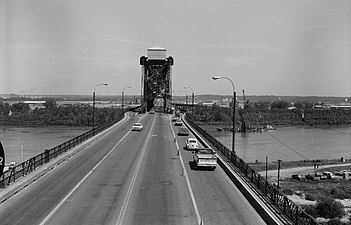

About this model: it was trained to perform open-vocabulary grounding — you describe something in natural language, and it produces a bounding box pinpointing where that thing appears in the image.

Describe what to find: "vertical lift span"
[140,46,174,113]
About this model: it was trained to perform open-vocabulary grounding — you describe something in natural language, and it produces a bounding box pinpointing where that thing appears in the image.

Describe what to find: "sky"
[1,0,350,97]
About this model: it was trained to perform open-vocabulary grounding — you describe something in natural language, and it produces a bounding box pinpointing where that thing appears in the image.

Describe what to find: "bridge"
[140,46,173,112]
[0,47,316,225]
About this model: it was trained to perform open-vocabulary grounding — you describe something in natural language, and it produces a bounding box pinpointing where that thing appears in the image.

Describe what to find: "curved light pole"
[93,83,108,129]
[179,89,188,107]
[122,86,131,112]
[184,86,194,114]
[212,76,236,154]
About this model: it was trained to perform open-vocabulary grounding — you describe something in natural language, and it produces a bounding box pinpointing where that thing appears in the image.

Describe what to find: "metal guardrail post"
[45,150,50,164]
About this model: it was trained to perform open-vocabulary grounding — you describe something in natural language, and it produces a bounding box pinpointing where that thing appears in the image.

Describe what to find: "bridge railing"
[0,113,124,189]
[185,114,317,225]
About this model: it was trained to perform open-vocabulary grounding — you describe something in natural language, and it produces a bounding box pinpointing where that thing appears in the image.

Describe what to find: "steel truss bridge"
[140,46,173,112]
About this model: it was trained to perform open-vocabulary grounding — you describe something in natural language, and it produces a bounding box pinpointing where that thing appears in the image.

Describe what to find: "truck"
[193,148,217,170]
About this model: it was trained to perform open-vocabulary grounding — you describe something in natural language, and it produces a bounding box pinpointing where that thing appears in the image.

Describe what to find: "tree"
[11,102,30,113]
[270,101,291,109]
[316,197,345,219]
[44,99,57,109]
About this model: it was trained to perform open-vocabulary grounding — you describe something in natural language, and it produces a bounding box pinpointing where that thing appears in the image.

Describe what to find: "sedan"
[131,123,143,131]
[174,119,182,126]
[177,127,189,136]
[186,138,199,150]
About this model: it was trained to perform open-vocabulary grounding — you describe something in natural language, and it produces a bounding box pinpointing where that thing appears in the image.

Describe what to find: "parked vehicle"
[177,127,189,136]
[185,138,199,150]
[193,148,217,170]
[172,116,179,122]
[131,122,143,131]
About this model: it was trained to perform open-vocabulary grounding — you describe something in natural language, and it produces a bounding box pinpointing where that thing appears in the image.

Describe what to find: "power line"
[266,131,311,161]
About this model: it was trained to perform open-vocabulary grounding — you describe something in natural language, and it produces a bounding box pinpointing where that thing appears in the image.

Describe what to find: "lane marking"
[115,114,157,225]
[39,116,145,225]
[169,118,202,225]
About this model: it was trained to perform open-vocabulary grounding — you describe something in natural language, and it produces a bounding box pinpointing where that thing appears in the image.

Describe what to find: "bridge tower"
[140,46,174,112]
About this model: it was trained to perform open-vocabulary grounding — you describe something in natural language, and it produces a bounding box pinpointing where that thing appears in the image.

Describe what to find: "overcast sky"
[1,0,350,97]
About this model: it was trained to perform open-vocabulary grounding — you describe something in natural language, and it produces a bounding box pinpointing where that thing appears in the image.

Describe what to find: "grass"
[280,179,351,201]
[280,165,351,202]
[249,160,351,202]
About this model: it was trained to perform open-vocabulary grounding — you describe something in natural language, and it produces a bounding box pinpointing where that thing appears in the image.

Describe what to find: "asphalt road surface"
[0,112,266,225]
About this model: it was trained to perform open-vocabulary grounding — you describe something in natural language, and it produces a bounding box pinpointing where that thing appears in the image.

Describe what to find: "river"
[1,125,351,165]
[204,126,351,163]
[0,126,90,164]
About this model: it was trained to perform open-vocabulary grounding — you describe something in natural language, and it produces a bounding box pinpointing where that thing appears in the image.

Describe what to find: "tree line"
[0,100,123,127]
[186,101,351,127]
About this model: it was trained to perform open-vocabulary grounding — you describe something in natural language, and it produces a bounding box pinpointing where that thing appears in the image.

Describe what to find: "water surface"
[0,126,90,164]
[206,126,351,163]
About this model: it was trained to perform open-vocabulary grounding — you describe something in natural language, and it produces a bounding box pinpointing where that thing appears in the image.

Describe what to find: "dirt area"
[259,163,351,209]
[259,163,351,183]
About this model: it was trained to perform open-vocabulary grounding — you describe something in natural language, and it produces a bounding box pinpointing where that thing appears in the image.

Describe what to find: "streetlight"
[212,76,236,154]
[93,83,108,129]
[184,86,194,114]
[122,86,131,112]
[179,89,188,106]
[277,159,282,189]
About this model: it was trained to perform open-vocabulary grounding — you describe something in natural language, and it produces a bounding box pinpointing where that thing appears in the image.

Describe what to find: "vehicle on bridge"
[193,148,217,170]
[171,116,179,122]
[131,123,143,131]
[174,119,182,126]
[185,138,199,150]
[177,127,189,136]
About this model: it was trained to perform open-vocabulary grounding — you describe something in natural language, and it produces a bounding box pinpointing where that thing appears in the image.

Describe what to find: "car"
[193,148,217,170]
[131,122,143,131]
[171,116,179,122]
[186,138,199,149]
[177,127,189,136]
[149,109,155,114]
[174,119,182,126]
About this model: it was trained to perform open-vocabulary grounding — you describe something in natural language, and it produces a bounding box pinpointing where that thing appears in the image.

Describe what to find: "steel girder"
[140,56,173,112]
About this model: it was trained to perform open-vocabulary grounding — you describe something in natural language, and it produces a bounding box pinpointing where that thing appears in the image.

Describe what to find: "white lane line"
[115,114,156,225]
[39,130,132,225]
[169,118,202,225]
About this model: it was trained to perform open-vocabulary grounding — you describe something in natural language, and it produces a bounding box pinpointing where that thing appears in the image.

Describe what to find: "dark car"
[177,127,189,136]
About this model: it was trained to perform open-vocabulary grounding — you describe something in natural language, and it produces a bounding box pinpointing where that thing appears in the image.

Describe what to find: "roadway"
[0,112,266,225]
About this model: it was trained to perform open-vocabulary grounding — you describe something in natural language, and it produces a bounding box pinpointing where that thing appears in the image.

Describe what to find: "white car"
[186,138,199,150]
[174,119,182,126]
[132,123,143,131]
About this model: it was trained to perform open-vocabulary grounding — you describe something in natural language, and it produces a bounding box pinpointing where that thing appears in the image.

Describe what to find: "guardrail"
[0,113,124,189]
[185,114,317,225]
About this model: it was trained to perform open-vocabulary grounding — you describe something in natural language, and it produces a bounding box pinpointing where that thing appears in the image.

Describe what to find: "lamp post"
[122,86,131,112]
[179,89,188,109]
[212,76,236,154]
[184,86,194,114]
[277,159,282,189]
[93,83,108,129]
[139,89,142,106]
